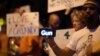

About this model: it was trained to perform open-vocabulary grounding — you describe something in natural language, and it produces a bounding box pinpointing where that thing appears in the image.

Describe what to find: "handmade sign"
[6,12,39,37]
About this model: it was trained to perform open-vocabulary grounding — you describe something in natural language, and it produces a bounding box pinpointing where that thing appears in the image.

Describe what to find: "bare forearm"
[48,40,66,56]
[45,38,74,56]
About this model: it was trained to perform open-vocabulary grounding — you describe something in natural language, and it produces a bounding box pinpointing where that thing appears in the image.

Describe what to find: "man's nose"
[86,8,90,12]
[86,8,91,14]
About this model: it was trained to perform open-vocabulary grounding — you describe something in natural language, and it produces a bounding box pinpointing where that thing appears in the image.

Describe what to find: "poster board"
[6,12,39,37]
[48,0,86,14]
[49,29,75,56]
[48,0,71,13]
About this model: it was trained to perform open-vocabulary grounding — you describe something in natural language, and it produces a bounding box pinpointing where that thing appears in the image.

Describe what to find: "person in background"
[42,13,61,56]
[45,0,100,56]
[44,9,86,56]
[44,10,87,56]
[18,35,42,56]
[8,5,42,56]
[71,9,87,31]
[48,14,60,29]
[0,25,8,56]
[81,0,100,55]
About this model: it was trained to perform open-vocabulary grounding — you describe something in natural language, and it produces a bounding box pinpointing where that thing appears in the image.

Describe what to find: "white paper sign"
[48,0,86,13]
[65,0,87,14]
[6,12,39,37]
[49,29,75,56]
[48,0,71,13]
[54,29,75,48]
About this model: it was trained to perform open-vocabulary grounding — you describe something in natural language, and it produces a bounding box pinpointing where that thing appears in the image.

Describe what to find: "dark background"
[0,0,72,29]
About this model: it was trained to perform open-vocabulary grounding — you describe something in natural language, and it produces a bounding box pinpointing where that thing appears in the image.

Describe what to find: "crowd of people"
[45,0,100,56]
[0,0,99,56]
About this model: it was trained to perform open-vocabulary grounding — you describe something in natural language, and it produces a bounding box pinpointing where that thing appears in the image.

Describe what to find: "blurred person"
[14,7,25,15]
[81,0,100,55]
[46,10,87,56]
[44,0,100,56]
[0,25,8,56]
[44,10,86,56]
[48,14,60,29]
[71,10,87,31]
[8,6,43,56]
[10,5,29,15]
[42,14,61,56]
[18,35,42,56]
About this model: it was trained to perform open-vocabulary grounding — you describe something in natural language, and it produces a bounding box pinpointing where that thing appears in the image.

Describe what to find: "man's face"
[49,14,60,28]
[82,4,99,18]
[82,4,99,23]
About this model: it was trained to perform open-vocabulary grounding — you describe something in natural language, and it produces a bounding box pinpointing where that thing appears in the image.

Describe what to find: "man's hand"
[44,37,75,56]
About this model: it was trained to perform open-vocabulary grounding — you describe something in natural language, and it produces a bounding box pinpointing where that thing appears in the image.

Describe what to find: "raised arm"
[45,38,75,56]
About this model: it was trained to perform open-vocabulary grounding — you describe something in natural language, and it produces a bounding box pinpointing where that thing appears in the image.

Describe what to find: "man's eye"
[82,6,97,11]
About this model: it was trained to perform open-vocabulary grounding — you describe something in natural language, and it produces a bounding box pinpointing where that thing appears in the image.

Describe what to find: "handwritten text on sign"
[48,0,86,13]
[48,0,73,13]
[6,12,39,37]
